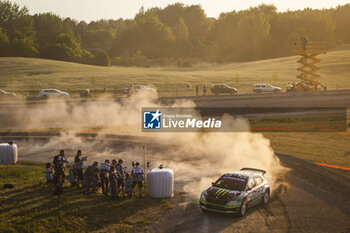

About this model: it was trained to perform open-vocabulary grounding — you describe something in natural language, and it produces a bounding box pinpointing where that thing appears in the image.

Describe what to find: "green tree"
[111,11,174,58]
[33,13,75,53]
[172,17,188,41]
[272,70,279,82]
[90,76,96,87]
[333,4,350,43]
[92,51,111,66]
[235,74,240,86]
[0,0,37,56]
[83,29,114,48]
[0,26,9,55]
[44,33,91,62]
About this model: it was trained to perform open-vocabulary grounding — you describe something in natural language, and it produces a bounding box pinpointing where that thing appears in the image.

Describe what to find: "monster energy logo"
[215,189,229,198]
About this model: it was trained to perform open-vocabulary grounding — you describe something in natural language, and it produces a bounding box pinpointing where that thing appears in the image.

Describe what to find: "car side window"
[247,178,255,190]
[254,176,263,186]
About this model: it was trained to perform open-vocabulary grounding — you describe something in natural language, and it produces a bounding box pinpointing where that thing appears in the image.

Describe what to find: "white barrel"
[0,142,18,164]
[147,168,174,198]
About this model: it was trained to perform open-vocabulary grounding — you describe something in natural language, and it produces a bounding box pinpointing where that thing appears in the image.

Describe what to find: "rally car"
[199,168,270,216]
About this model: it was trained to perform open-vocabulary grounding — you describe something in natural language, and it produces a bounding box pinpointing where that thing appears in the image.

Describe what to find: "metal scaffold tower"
[291,37,327,91]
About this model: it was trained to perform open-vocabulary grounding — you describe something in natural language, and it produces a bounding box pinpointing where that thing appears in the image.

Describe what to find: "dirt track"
[147,153,350,233]
[1,92,350,232]
[2,134,350,233]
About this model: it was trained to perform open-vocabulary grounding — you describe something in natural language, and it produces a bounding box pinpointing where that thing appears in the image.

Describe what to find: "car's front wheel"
[238,200,247,217]
[263,190,270,205]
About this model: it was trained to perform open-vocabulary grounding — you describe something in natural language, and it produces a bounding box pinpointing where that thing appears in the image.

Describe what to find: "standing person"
[109,164,118,199]
[67,168,77,186]
[45,163,54,183]
[85,162,99,193]
[195,85,199,96]
[100,160,110,195]
[124,173,133,198]
[116,159,125,198]
[73,150,85,189]
[301,36,308,51]
[53,150,67,195]
[131,162,144,198]
[203,85,208,96]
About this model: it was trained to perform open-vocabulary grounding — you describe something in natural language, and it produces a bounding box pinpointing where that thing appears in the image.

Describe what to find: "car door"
[246,177,256,204]
[224,85,229,93]
[267,84,274,92]
[246,177,261,206]
[54,90,60,97]
[254,176,264,200]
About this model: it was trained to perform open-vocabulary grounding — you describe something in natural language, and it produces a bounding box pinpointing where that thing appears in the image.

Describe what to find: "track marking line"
[315,162,350,171]
[251,126,350,136]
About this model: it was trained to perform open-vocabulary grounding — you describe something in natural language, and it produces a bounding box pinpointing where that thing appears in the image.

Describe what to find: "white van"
[253,84,281,93]
[39,89,69,98]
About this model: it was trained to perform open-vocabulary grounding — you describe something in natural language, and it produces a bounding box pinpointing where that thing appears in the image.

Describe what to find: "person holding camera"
[53,150,68,195]
[73,150,86,189]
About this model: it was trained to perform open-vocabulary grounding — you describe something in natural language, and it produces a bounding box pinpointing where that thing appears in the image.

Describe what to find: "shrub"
[92,51,111,66]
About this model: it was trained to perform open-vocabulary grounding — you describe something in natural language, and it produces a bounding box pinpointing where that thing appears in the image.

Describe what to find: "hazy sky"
[9,0,349,22]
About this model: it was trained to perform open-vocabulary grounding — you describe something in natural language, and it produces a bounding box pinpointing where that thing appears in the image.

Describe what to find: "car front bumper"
[199,199,241,214]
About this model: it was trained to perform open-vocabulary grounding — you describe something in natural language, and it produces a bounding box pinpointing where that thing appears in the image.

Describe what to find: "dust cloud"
[6,90,287,196]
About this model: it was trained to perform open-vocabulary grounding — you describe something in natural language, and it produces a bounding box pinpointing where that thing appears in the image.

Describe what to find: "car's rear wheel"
[238,200,247,217]
[263,190,270,205]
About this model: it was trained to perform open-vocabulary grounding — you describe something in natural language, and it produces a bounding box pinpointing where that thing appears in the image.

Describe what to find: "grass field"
[1,46,350,96]
[0,162,173,233]
[263,131,350,175]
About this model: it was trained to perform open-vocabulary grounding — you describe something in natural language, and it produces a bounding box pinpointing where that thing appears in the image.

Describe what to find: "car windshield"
[213,176,247,191]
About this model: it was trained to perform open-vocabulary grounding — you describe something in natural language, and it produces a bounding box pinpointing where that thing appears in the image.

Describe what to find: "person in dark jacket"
[73,150,85,189]
[109,164,118,199]
[100,160,110,195]
[53,150,67,195]
[85,161,99,193]
[116,159,125,198]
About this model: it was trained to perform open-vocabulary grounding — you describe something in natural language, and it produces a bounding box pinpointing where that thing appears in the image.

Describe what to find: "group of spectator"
[45,149,144,198]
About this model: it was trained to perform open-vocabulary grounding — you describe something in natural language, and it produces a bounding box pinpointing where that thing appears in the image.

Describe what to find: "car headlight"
[226,200,241,208]
[200,190,208,200]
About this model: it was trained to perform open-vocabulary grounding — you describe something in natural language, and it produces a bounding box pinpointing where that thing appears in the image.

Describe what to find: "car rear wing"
[240,168,266,175]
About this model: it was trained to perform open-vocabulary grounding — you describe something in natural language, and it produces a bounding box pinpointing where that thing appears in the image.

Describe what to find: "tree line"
[0,1,350,66]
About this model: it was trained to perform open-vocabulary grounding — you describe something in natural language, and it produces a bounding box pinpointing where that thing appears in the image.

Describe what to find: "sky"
[9,0,350,22]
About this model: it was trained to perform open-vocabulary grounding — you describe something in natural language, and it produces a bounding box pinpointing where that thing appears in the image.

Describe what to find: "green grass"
[1,46,350,96]
[0,162,173,233]
[263,131,350,175]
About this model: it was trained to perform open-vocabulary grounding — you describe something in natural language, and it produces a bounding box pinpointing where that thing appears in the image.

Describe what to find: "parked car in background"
[123,85,156,96]
[39,89,69,98]
[253,84,281,93]
[0,89,16,98]
[211,84,238,95]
